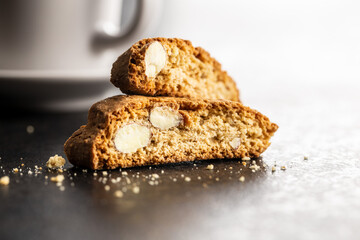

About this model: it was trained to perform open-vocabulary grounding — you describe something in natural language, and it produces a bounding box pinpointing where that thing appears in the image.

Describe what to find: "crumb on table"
[50,175,65,183]
[26,125,35,134]
[132,186,140,194]
[0,176,10,185]
[206,164,214,170]
[46,155,66,169]
[114,190,124,198]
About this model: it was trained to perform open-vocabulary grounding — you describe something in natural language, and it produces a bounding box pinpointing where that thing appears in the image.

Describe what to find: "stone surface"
[0,82,359,240]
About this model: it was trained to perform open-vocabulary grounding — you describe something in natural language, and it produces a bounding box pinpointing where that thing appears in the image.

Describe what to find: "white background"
[154,0,360,93]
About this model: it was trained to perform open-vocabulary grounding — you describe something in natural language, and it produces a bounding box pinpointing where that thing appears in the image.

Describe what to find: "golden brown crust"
[110,38,240,101]
[64,95,277,170]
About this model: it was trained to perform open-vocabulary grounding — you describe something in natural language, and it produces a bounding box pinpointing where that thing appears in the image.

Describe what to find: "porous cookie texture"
[64,95,278,170]
[111,38,240,102]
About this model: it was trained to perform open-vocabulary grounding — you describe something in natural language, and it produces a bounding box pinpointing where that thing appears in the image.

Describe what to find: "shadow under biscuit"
[65,158,267,238]
[66,157,267,210]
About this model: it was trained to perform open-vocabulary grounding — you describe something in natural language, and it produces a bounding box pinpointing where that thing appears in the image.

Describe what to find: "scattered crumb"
[206,164,214,170]
[93,172,98,176]
[202,183,208,188]
[57,169,63,173]
[125,177,131,184]
[197,176,201,180]
[161,170,164,174]
[184,177,191,182]
[50,175,64,183]
[45,176,48,179]
[242,162,246,166]
[173,178,177,182]
[13,168,19,173]
[102,171,108,176]
[26,125,35,134]
[21,163,24,167]
[59,186,65,191]
[46,154,66,169]
[215,177,220,181]
[242,157,251,161]
[239,176,245,182]
[152,173,160,179]
[104,185,110,191]
[114,190,124,198]
[0,176,10,185]
[271,166,276,172]
[304,156,308,160]
[281,166,286,171]
[229,167,233,170]
[122,171,128,176]
[249,164,261,171]
[132,186,140,194]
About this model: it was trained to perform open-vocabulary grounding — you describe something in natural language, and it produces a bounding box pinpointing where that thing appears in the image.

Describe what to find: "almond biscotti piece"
[111,38,240,101]
[64,95,277,170]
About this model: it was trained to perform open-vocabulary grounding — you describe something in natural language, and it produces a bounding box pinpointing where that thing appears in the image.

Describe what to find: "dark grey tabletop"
[1,82,359,240]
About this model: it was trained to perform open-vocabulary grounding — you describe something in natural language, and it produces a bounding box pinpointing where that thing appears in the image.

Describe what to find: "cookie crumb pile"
[46,155,66,169]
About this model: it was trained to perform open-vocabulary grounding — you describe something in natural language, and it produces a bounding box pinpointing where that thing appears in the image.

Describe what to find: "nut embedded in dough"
[149,106,183,130]
[114,123,151,153]
[229,137,241,149]
[144,41,167,78]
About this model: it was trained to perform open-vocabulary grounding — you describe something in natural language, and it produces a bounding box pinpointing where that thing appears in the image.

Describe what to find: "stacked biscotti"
[64,38,278,170]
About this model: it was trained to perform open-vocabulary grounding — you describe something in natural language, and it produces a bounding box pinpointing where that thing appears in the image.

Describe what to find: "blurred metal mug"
[0,0,163,111]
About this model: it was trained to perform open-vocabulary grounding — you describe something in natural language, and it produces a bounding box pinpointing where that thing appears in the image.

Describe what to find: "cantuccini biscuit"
[111,38,240,101]
[64,95,277,170]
